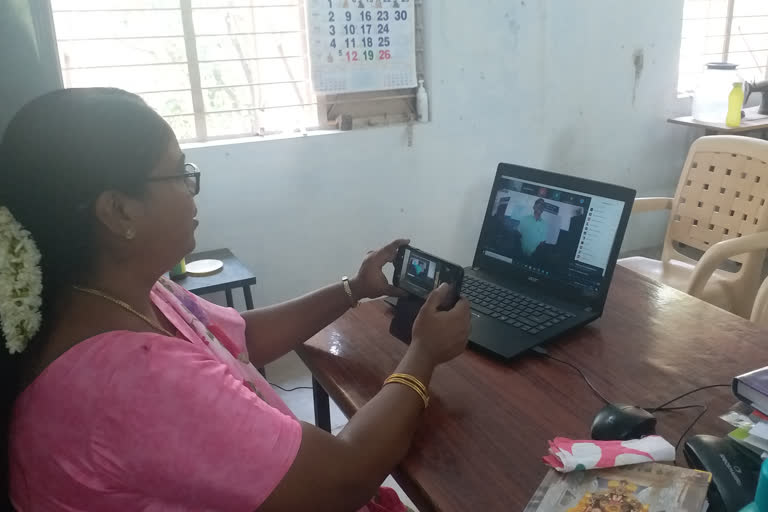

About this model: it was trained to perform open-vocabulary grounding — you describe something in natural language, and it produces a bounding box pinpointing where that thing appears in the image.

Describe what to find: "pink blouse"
[9,280,302,511]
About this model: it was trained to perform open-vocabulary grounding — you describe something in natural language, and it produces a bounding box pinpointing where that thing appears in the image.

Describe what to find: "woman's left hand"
[350,239,410,300]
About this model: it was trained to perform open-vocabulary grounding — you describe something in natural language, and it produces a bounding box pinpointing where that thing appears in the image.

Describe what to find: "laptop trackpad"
[469,313,538,359]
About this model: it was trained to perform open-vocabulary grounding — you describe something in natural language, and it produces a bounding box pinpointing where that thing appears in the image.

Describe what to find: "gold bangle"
[385,378,429,408]
[388,373,428,395]
[384,374,430,408]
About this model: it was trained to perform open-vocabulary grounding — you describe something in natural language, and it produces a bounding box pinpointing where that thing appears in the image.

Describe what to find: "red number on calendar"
[378,49,391,60]
[346,51,359,61]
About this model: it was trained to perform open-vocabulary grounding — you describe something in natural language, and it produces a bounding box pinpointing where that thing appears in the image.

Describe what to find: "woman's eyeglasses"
[147,163,201,196]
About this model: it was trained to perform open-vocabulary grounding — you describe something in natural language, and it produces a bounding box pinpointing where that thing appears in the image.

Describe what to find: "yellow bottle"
[726,82,744,127]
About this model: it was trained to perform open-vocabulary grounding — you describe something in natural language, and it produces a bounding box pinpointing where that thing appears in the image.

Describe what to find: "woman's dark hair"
[0,88,172,507]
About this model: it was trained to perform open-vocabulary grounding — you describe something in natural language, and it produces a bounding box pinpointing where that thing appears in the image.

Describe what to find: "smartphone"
[393,245,464,306]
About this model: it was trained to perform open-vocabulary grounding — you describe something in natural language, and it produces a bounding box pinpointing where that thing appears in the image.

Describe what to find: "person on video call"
[517,198,549,256]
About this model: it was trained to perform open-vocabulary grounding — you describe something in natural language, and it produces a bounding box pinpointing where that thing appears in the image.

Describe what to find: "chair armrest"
[686,231,768,298]
[632,197,674,213]
[751,277,768,323]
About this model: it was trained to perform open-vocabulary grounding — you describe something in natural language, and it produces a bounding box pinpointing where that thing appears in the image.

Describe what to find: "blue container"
[741,458,768,512]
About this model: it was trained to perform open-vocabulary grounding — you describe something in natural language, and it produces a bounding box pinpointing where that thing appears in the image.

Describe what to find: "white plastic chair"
[751,277,768,325]
[620,136,768,318]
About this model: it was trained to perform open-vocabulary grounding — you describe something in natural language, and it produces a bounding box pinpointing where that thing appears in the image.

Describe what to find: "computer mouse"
[590,403,657,441]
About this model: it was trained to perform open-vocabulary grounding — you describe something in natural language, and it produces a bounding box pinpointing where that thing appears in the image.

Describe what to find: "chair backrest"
[663,136,768,268]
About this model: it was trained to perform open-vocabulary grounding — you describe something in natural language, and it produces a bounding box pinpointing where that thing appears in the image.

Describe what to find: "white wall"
[186,0,698,307]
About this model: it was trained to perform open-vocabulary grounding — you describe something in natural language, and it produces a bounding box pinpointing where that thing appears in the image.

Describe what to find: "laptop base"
[468,310,597,360]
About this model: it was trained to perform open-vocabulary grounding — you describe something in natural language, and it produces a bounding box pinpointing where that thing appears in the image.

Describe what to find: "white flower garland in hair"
[0,206,43,354]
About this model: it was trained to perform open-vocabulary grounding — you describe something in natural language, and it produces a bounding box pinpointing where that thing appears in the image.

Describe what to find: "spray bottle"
[417,79,429,123]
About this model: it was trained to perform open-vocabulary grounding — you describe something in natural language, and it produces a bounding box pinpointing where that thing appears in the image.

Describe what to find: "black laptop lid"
[473,164,636,312]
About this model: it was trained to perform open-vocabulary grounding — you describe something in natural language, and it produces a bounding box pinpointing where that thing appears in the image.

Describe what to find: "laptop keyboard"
[461,276,575,335]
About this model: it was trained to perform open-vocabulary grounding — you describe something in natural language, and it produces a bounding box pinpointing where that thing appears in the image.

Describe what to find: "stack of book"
[728,367,768,458]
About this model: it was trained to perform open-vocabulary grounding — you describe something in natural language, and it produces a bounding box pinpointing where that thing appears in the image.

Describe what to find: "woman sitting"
[0,88,470,511]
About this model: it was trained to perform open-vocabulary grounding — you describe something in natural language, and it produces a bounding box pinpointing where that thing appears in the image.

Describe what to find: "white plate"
[186,259,224,277]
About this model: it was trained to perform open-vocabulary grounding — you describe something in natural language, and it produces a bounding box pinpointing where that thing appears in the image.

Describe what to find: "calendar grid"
[307,0,417,94]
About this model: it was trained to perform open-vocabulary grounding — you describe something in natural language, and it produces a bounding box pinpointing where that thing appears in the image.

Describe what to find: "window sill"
[181,128,342,151]
[181,120,425,151]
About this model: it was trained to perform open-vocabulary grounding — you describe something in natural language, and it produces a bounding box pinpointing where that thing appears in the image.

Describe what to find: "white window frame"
[52,0,424,144]
[678,0,768,96]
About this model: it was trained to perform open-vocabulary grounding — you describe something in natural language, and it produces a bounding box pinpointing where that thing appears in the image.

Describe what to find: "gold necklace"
[73,286,175,338]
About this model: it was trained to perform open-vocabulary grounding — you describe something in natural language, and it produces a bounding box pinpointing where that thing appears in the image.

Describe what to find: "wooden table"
[297,266,768,512]
[669,106,768,137]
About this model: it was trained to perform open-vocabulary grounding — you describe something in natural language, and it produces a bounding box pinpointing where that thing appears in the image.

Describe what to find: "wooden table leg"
[312,377,332,432]
[225,288,234,308]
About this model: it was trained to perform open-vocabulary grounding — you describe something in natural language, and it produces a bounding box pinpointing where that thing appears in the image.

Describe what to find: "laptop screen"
[477,174,627,298]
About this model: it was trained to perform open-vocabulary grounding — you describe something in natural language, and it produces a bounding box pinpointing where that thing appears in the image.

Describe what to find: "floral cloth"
[543,436,676,473]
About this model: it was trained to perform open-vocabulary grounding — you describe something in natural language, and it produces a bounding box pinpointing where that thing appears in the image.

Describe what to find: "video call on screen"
[406,254,436,291]
[481,177,624,295]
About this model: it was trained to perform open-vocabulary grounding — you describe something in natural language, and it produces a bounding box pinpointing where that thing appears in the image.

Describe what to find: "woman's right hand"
[410,284,471,366]
[262,283,472,512]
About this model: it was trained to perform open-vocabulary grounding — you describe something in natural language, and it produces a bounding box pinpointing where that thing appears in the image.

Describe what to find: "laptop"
[462,163,636,360]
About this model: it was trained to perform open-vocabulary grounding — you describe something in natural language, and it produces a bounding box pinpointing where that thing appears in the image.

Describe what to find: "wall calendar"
[307,0,417,94]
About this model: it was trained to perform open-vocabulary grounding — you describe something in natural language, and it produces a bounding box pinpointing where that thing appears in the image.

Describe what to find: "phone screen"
[394,246,463,300]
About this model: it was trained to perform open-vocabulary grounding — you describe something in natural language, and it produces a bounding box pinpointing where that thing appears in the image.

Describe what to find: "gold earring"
[125,228,136,240]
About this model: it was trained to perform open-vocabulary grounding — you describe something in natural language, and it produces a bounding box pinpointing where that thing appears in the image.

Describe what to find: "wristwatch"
[342,276,358,308]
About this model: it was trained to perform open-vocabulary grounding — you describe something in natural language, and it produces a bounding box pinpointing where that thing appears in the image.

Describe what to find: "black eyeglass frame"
[147,163,200,196]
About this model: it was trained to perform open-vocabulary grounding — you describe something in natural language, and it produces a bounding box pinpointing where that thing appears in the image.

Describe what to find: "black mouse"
[590,403,657,441]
